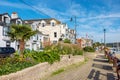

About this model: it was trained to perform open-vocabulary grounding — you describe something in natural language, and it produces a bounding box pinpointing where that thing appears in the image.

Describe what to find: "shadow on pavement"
[107,73,116,80]
[87,69,95,79]
[87,69,100,80]
[87,69,116,80]
[92,63,113,71]
[93,58,108,63]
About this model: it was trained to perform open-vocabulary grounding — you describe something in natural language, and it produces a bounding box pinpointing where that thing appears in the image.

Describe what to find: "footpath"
[44,52,117,80]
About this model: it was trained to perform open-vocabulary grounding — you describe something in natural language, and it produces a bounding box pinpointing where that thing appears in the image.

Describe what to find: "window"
[51,22,55,26]
[41,23,45,27]
[6,41,11,47]
[32,25,36,30]
[4,17,10,23]
[17,21,21,25]
[37,35,38,40]
[54,32,57,38]
[3,27,9,36]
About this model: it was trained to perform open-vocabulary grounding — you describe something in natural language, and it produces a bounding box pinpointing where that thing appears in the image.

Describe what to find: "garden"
[0,43,84,76]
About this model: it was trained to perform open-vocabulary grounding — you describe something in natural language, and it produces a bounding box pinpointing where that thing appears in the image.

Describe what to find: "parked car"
[0,47,15,58]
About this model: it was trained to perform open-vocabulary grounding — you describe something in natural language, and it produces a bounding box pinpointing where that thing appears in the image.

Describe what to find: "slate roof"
[24,18,61,24]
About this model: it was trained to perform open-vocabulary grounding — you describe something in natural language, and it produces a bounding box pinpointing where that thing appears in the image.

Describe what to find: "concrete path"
[43,52,117,80]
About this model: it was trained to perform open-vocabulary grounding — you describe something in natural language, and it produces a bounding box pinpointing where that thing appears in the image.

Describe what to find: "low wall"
[0,55,84,80]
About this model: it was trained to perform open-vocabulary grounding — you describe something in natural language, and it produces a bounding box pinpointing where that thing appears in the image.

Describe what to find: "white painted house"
[0,12,22,50]
[0,13,11,47]
[24,18,75,44]
[25,22,50,50]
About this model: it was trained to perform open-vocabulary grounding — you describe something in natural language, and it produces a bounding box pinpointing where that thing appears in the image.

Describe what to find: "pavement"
[43,52,117,80]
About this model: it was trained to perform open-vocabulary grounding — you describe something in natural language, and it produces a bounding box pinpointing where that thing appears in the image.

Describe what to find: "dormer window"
[41,20,46,27]
[4,17,10,23]
[42,23,45,27]
[51,22,55,26]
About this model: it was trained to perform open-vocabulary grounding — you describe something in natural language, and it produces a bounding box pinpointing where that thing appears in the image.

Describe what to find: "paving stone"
[44,53,117,80]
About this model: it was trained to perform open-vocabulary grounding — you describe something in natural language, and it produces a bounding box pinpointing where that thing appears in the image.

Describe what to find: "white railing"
[2,36,10,41]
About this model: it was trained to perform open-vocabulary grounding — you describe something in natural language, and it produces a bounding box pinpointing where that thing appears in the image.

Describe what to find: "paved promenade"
[44,52,117,80]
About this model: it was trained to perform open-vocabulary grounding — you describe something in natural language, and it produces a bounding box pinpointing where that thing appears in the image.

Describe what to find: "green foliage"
[63,38,71,43]
[0,49,60,76]
[52,68,64,75]
[72,45,83,55]
[7,24,37,56]
[8,24,37,41]
[0,55,35,76]
[0,43,83,76]
[83,46,95,52]
[44,43,83,55]
[92,42,102,48]
[24,50,60,64]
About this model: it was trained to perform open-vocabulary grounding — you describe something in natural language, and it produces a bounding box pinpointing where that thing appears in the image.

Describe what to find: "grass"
[52,68,65,75]
[51,58,88,76]
[66,58,88,69]
[41,58,89,80]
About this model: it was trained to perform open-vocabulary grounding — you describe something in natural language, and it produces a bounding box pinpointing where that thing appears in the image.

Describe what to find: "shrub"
[24,50,60,64]
[44,43,83,55]
[83,46,95,52]
[64,38,71,43]
[0,55,35,76]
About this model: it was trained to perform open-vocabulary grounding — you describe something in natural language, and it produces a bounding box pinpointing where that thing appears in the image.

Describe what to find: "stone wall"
[0,55,84,80]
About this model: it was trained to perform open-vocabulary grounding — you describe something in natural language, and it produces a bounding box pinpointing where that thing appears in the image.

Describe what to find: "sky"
[0,0,120,43]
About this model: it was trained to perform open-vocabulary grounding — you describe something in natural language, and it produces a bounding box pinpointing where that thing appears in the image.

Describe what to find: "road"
[43,52,117,80]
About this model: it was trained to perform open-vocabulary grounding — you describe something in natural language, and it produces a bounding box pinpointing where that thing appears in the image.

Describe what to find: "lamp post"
[70,16,77,44]
[103,29,106,50]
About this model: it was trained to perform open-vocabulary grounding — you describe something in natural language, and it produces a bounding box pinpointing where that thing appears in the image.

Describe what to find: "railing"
[2,36,10,41]
[0,22,11,26]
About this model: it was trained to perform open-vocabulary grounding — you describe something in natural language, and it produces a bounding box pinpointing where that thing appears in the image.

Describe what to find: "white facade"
[25,22,50,50]
[38,19,61,44]
[25,19,75,44]
[11,12,18,19]
[80,38,93,48]
[25,19,61,44]
[0,13,76,51]
[0,13,11,47]
[60,24,75,44]
[0,13,22,50]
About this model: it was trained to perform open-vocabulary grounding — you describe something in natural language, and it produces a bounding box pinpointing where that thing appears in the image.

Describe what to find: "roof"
[0,13,8,16]
[0,13,11,18]
[11,18,22,20]
[24,18,61,24]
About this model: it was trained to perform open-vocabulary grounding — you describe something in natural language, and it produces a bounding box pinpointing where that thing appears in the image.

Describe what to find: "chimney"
[11,12,18,19]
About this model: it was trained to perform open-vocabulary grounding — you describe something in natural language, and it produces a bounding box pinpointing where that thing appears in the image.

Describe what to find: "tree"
[8,24,37,57]
[92,42,101,48]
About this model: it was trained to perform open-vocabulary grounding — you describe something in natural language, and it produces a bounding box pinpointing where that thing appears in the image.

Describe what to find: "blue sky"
[0,0,120,43]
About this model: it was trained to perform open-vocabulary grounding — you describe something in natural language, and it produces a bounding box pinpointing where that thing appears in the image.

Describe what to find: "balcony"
[0,22,10,26]
[2,36,10,41]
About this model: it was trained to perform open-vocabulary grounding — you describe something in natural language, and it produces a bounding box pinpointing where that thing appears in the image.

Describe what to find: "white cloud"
[79,13,120,22]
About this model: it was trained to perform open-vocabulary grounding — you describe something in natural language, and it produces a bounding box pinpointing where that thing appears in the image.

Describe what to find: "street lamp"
[70,16,77,44]
[103,29,106,50]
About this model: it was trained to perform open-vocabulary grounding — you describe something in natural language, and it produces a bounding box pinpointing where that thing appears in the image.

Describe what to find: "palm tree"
[8,24,37,57]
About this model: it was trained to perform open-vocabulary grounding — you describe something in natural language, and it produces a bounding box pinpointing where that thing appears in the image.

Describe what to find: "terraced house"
[0,12,75,50]
[24,19,75,44]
